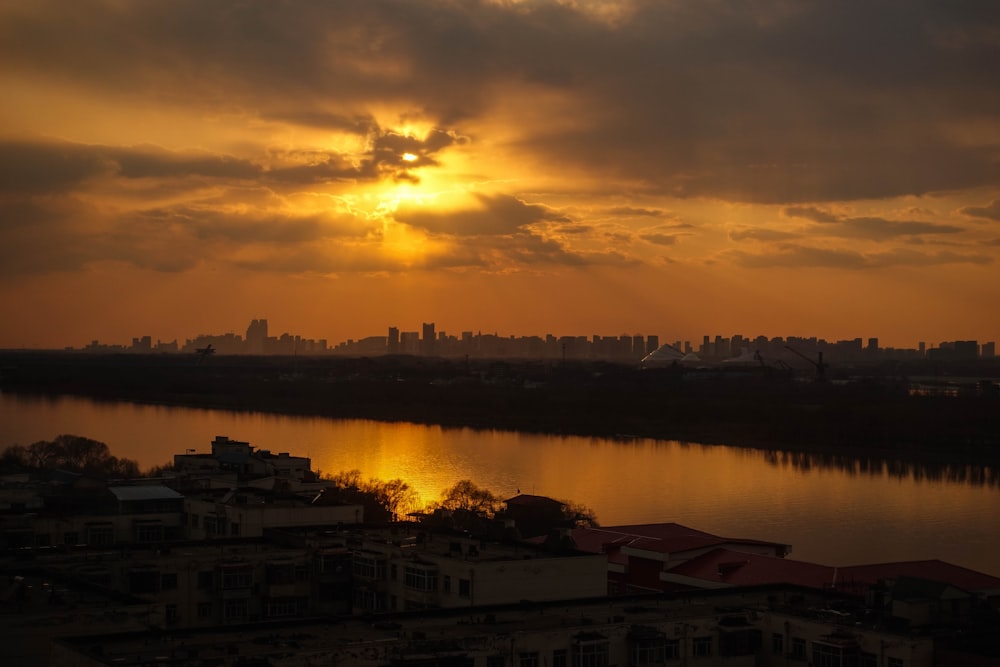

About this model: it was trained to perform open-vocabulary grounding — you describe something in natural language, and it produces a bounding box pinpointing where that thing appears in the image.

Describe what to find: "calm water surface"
[2,392,998,577]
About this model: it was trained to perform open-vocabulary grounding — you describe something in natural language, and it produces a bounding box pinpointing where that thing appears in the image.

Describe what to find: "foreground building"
[50,586,942,667]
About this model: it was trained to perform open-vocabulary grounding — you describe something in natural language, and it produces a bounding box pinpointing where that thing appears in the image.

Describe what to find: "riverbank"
[2,351,999,466]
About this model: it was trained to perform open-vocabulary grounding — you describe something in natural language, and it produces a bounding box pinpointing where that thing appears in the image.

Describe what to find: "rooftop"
[666,547,837,589]
[107,485,184,502]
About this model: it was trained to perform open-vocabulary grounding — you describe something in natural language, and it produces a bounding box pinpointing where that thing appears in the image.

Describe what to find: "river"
[1,391,998,577]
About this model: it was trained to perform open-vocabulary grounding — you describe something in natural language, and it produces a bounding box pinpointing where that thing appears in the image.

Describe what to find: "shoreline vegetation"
[0,434,600,526]
[2,350,999,471]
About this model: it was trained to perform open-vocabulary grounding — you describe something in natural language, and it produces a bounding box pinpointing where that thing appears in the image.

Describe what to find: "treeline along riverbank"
[2,351,999,464]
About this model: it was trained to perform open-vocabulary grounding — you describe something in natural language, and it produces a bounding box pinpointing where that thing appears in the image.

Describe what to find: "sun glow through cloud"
[0,0,997,349]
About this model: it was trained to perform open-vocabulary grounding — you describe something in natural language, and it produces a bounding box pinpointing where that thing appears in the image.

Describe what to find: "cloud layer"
[0,0,998,346]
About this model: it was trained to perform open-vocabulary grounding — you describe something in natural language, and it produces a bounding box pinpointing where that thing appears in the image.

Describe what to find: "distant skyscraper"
[387,326,400,354]
[421,322,436,356]
[246,319,268,354]
[646,335,659,356]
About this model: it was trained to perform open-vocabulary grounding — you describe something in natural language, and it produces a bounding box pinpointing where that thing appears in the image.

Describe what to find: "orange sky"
[1,0,999,350]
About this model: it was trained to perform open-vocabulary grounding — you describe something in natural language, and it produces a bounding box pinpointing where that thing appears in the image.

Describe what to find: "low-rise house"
[556,523,791,594]
[173,435,312,481]
[22,537,353,630]
[660,547,837,590]
[2,482,185,549]
[183,486,364,539]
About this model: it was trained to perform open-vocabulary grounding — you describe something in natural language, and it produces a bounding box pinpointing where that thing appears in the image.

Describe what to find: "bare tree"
[434,480,502,517]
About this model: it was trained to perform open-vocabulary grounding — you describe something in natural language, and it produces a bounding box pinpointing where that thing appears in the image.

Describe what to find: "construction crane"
[784,345,827,380]
[195,343,215,365]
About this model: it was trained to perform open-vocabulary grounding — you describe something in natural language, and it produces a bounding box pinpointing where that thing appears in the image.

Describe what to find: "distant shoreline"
[2,351,999,468]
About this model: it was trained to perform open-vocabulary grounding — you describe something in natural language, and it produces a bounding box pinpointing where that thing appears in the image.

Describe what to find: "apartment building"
[345,526,608,612]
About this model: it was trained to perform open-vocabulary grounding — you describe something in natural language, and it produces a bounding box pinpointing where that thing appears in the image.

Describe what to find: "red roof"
[666,548,837,589]
[669,553,1000,595]
[835,560,1000,595]
[565,523,788,560]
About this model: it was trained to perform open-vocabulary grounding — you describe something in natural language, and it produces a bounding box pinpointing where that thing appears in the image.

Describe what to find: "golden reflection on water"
[2,392,998,575]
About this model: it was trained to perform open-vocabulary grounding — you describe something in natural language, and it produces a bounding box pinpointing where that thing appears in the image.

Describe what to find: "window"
[791,638,806,661]
[488,657,505,667]
[353,588,386,611]
[160,573,178,590]
[391,563,398,580]
[135,523,164,543]
[353,554,386,579]
[860,653,878,667]
[552,650,568,667]
[63,532,79,546]
[165,604,178,624]
[197,602,212,619]
[631,638,679,664]
[813,643,856,667]
[887,659,903,667]
[223,598,248,623]
[520,652,539,667]
[266,598,302,618]
[772,634,784,654]
[230,522,240,537]
[459,578,471,597]
[221,566,252,589]
[692,636,712,658]
[404,565,438,591]
[87,524,114,546]
[443,574,452,593]
[35,533,51,547]
[573,642,609,667]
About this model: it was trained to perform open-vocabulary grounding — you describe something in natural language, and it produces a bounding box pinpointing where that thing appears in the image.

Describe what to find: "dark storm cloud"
[784,207,840,224]
[395,194,567,236]
[783,207,963,240]
[0,140,113,194]
[0,191,377,276]
[2,0,998,202]
[960,199,1000,221]
[0,139,262,193]
[0,197,99,275]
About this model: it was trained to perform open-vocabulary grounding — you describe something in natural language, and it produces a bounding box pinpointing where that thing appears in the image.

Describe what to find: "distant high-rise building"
[246,319,268,354]
[387,326,400,354]
[646,335,659,356]
[130,336,152,353]
[400,331,420,355]
[983,342,996,359]
[421,322,436,356]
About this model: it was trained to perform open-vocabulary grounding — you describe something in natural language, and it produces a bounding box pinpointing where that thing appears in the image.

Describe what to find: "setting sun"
[0,0,997,350]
